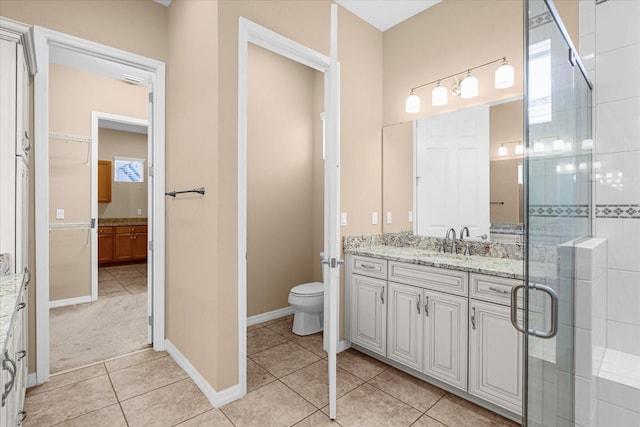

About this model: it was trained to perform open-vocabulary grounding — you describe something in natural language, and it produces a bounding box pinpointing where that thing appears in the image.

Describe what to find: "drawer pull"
[19,410,27,423]
[17,350,27,361]
[417,294,421,315]
[488,286,510,295]
[359,263,377,270]
[17,302,26,311]
[381,286,385,304]
[424,296,429,316]
[2,353,17,407]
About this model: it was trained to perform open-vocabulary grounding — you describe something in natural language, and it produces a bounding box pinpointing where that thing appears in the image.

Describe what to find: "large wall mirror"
[382,98,523,239]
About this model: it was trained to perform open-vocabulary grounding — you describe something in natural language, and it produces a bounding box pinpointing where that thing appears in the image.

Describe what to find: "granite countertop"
[0,273,26,358]
[346,245,527,280]
[99,218,148,227]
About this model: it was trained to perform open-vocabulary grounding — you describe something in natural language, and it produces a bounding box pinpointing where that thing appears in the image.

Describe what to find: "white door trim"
[33,26,166,385]
[237,16,334,401]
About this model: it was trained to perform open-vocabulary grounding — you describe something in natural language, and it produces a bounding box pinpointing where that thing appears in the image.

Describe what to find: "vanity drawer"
[470,273,523,308]
[350,255,387,280]
[388,261,467,296]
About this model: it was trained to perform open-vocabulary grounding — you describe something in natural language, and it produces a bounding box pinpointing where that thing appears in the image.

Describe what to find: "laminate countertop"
[346,246,527,280]
[0,273,26,358]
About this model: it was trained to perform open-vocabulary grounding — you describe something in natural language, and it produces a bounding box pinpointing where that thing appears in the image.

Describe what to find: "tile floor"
[49,263,149,372]
[25,314,520,427]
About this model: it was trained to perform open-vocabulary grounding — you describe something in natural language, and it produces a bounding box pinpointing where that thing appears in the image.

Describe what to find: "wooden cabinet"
[97,227,114,264]
[423,290,468,391]
[349,273,387,356]
[113,226,147,262]
[98,225,147,264]
[97,160,112,203]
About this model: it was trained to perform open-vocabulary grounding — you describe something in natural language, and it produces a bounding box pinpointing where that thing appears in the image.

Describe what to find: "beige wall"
[247,44,322,316]
[48,64,147,302]
[98,128,148,219]
[166,0,221,391]
[382,121,413,233]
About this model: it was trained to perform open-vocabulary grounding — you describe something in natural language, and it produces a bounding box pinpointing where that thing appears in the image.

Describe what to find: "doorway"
[237,10,341,416]
[33,26,166,384]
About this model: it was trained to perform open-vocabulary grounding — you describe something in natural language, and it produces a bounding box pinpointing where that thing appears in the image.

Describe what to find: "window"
[114,157,145,183]
[528,39,552,125]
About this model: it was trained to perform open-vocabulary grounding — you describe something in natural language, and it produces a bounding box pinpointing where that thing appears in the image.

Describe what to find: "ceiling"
[154,0,441,32]
[335,0,441,32]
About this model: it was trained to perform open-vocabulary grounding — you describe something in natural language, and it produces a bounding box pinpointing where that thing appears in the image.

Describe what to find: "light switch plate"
[340,212,347,227]
[56,209,64,220]
[137,208,142,216]
[386,212,392,224]
[372,212,378,225]
[408,211,413,222]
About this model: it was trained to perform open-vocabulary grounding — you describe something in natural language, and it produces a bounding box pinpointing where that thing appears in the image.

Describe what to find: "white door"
[423,290,468,390]
[415,105,490,239]
[349,274,386,356]
[323,4,340,419]
[469,300,523,414]
[387,282,423,371]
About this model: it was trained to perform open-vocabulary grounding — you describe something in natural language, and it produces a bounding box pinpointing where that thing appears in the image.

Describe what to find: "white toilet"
[288,281,324,336]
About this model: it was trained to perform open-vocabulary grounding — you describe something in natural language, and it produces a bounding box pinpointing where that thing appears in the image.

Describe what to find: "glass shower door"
[523,0,593,425]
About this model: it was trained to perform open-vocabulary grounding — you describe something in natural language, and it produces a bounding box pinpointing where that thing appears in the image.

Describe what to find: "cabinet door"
[469,300,522,414]
[423,290,468,390]
[98,228,114,264]
[132,231,147,260]
[387,282,423,371]
[97,160,112,203]
[113,232,133,261]
[350,274,387,356]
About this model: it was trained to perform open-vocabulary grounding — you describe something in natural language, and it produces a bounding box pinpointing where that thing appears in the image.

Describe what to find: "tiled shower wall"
[591,0,640,358]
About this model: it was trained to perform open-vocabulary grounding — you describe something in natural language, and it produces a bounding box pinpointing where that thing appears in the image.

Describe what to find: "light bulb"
[552,139,564,151]
[582,139,594,150]
[406,92,420,113]
[515,144,524,155]
[495,59,515,89]
[461,72,478,98]
[431,83,448,106]
[498,145,508,156]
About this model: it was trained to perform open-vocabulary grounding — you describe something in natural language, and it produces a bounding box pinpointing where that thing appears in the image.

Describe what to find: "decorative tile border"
[595,204,640,219]
[529,11,553,30]
[529,205,590,218]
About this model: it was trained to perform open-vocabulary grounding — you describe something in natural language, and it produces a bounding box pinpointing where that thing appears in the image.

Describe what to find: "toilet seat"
[290,282,324,297]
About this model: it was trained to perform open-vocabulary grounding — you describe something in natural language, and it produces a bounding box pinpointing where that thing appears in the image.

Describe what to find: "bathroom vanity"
[345,246,527,421]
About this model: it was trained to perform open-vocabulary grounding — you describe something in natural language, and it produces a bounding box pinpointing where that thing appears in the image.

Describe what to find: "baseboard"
[27,372,37,388]
[337,340,351,353]
[247,306,294,326]
[165,339,243,407]
[49,295,92,309]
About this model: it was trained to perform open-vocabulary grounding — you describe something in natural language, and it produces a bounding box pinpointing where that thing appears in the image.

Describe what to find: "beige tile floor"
[49,263,149,372]
[25,314,520,427]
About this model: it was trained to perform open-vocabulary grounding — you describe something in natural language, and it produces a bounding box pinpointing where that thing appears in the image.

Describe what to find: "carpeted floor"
[49,263,150,373]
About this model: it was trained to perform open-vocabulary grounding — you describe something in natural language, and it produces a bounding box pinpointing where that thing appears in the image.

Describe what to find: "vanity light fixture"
[498,144,508,156]
[552,138,564,151]
[533,141,545,153]
[405,56,515,112]
[497,140,523,157]
[461,71,478,98]
[581,139,594,150]
[515,143,524,155]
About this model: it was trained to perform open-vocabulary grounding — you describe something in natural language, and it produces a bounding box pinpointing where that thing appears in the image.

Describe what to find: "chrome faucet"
[460,226,471,256]
[446,228,457,254]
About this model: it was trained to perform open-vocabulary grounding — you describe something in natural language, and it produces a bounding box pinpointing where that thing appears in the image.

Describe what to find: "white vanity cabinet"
[468,273,523,415]
[348,255,388,356]
[346,253,524,420]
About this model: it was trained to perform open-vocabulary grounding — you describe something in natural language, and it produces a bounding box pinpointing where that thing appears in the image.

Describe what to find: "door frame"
[237,15,337,401]
[33,26,166,384]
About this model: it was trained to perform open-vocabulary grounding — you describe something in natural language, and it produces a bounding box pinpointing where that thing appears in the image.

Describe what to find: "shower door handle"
[510,282,559,339]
